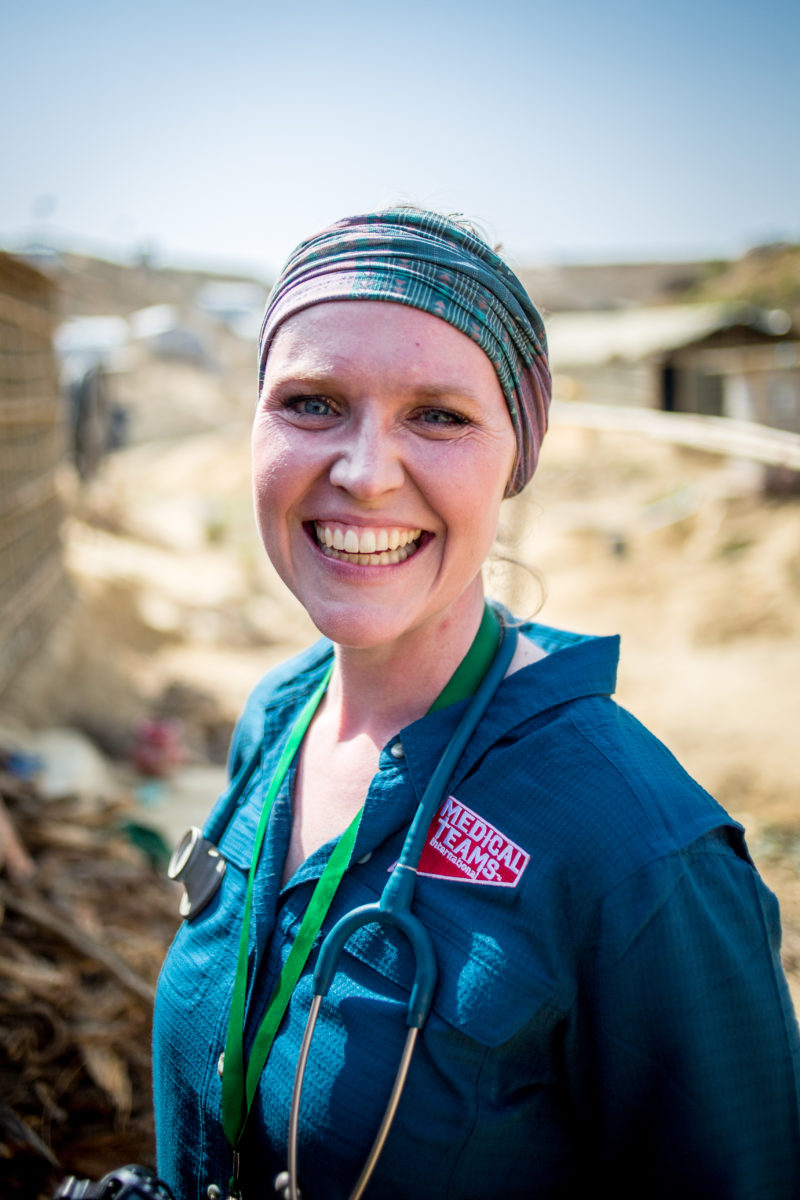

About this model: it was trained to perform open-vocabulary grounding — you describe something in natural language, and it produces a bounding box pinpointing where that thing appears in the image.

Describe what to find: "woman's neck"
[323,587,488,745]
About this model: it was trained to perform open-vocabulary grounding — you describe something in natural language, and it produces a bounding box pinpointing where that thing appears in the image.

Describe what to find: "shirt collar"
[398,626,620,808]
[255,625,620,881]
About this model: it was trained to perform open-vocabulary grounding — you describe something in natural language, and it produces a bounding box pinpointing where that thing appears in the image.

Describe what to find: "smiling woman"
[153,209,800,1200]
[252,300,516,655]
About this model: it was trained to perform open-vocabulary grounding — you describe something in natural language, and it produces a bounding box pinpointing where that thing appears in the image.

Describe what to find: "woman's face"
[252,300,517,650]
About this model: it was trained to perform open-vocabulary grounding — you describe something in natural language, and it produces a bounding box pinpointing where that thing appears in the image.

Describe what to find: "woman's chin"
[306,604,420,651]
[303,583,484,656]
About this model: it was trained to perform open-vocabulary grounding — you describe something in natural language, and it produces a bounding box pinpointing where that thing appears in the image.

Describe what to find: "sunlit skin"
[253,301,519,676]
[252,300,529,877]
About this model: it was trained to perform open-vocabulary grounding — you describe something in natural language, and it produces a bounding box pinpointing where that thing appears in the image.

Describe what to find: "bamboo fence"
[0,253,70,702]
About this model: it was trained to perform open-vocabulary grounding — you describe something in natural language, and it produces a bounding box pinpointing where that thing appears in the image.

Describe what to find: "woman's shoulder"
[485,618,745,892]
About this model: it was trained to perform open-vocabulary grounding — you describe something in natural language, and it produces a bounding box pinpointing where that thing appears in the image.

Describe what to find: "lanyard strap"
[221,604,501,1148]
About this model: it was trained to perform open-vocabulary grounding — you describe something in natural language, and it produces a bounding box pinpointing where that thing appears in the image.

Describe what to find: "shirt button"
[274,1170,297,1198]
[390,740,405,759]
[217,1051,225,1077]
[357,851,372,864]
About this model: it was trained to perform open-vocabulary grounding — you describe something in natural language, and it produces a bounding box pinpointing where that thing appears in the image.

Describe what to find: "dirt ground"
[39,414,800,1006]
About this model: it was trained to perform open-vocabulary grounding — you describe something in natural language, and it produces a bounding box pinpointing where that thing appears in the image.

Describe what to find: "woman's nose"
[328,418,404,498]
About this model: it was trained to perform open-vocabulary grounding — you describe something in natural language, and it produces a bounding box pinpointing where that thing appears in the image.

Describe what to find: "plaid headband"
[258,208,551,496]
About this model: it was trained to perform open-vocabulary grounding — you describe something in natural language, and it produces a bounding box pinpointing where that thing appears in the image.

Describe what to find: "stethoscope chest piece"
[168,826,226,919]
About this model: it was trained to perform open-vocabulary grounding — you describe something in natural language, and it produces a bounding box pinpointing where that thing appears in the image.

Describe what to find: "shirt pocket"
[316,892,573,1199]
[338,889,571,1051]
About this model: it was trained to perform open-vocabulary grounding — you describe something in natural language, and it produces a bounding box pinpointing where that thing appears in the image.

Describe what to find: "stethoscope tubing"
[288,1000,419,1200]
[287,619,519,1200]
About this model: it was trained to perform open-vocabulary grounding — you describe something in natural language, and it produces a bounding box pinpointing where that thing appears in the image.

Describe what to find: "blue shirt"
[153,623,800,1199]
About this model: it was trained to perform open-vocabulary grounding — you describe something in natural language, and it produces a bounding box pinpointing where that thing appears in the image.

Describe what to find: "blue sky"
[2,0,798,279]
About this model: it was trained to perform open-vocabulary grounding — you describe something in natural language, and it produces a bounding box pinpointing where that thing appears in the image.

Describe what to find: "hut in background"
[0,252,71,708]
[546,302,799,430]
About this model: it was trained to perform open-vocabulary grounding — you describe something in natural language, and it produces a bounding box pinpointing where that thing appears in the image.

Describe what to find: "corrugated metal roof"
[546,303,755,367]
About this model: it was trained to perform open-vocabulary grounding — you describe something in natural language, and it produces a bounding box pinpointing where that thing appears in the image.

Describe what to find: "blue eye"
[417,408,468,427]
[288,396,336,417]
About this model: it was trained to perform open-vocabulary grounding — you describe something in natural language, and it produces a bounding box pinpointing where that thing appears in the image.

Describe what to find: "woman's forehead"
[265,299,503,392]
[272,298,464,343]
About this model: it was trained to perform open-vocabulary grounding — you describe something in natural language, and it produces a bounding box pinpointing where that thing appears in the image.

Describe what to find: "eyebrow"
[266,369,488,406]
[409,384,487,405]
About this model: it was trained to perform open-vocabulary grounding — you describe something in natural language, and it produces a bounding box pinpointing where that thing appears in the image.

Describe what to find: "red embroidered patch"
[415,795,530,887]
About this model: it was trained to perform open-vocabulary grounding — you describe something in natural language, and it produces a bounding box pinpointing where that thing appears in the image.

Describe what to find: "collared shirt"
[153,623,800,1199]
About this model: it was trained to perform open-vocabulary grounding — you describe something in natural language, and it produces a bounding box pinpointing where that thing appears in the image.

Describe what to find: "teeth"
[313,522,423,566]
[314,523,422,563]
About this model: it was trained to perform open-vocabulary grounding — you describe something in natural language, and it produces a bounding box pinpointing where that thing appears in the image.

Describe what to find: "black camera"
[53,1164,175,1200]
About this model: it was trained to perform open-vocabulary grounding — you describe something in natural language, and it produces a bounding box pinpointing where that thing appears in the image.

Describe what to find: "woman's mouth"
[311,522,424,565]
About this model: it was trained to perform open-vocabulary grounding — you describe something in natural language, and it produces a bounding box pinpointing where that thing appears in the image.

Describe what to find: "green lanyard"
[221,603,501,1152]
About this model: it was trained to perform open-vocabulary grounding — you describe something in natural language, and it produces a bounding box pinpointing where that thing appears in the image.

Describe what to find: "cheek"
[498,420,519,497]
[251,426,294,534]
[252,451,282,500]
[469,444,516,547]
[475,431,517,508]
[251,413,297,489]
[434,449,512,566]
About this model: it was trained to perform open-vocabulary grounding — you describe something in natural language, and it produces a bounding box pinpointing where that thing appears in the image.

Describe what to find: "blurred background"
[1,0,799,1193]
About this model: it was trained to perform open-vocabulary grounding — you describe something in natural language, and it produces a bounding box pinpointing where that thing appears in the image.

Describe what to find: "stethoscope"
[170,618,518,1200]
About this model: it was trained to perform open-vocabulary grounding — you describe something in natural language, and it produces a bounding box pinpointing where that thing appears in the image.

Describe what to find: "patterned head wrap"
[258,208,551,496]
